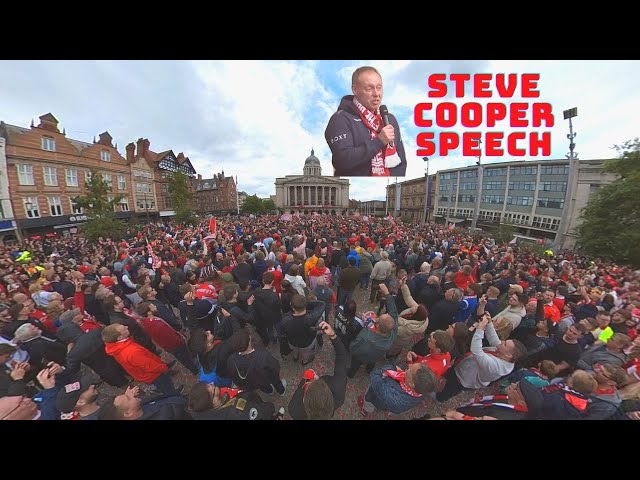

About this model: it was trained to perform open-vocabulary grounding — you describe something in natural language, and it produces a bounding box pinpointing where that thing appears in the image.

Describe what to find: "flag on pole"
[209,217,217,236]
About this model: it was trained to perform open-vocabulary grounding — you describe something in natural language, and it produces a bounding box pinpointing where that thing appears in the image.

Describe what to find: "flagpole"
[385,177,389,217]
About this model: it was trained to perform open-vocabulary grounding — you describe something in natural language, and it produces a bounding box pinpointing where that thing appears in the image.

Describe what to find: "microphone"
[379,105,393,148]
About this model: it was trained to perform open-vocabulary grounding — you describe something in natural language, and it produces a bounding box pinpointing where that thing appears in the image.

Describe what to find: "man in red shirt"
[407,330,454,378]
[542,289,561,323]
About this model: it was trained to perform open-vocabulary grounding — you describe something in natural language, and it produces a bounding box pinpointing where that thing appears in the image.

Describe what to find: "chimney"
[126,143,135,163]
[197,174,202,181]
[143,139,150,154]
[98,132,113,147]
[136,138,145,158]
[37,113,60,133]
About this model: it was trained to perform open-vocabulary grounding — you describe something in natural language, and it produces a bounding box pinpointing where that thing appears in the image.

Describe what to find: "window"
[484,167,507,177]
[42,137,56,152]
[541,165,569,175]
[43,166,58,186]
[437,207,447,215]
[100,150,111,162]
[538,181,567,192]
[510,166,537,176]
[66,169,79,187]
[48,197,62,216]
[439,195,449,202]
[165,198,173,209]
[537,197,565,209]
[120,198,129,212]
[461,170,478,178]
[103,174,112,189]
[136,182,152,193]
[70,199,83,214]
[533,216,561,230]
[506,196,534,206]
[85,171,93,184]
[118,175,126,190]
[504,213,530,225]
[17,164,34,185]
[458,194,475,203]
[24,197,40,218]
[481,195,505,204]
[460,182,477,190]
[509,181,536,191]
[161,184,169,193]
[484,181,505,191]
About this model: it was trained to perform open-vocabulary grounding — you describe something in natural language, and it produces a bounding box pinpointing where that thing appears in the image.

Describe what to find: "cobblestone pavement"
[98,285,495,420]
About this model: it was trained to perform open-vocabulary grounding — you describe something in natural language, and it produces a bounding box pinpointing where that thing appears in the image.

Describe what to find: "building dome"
[305,149,320,166]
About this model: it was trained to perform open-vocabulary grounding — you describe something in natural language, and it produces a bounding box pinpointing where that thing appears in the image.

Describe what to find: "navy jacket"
[325,95,407,177]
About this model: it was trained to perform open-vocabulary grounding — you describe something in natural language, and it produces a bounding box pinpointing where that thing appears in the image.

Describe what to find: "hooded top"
[104,337,167,383]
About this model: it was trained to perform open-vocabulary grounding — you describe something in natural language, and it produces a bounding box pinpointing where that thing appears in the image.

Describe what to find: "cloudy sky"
[1,60,638,201]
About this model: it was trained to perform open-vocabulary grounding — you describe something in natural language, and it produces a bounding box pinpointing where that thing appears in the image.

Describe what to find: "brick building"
[193,172,237,214]
[1,113,134,239]
[387,174,437,224]
[125,138,196,220]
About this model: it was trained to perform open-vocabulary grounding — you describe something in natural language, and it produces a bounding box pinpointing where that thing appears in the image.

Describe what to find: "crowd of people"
[1,212,639,420]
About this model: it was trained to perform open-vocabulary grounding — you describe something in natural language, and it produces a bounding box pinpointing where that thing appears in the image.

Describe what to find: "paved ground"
[99,286,495,419]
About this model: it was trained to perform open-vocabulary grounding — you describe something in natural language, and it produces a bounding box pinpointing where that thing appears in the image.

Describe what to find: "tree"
[73,171,125,242]
[168,171,196,225]
[490,222,516,244]
[242,194,264,214]
[576,138,640,267]
[262,198,276,212]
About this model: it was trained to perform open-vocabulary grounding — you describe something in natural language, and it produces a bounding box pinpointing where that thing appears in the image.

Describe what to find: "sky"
[1,60,638,201]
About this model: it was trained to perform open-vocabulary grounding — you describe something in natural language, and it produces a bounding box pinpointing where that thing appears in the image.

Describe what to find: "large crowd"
[1,213,639,420]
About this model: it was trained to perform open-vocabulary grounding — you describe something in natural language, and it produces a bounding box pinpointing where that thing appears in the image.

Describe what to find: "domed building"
[274,149,350,214]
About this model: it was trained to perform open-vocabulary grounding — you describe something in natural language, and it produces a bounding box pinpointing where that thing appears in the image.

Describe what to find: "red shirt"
[139,315,185,351]
[454,271,473,291]
[267,268,283,294]
[552,296,565,312]
[410,352,452,378]
[544,303,561,323]
[195,283,218,302]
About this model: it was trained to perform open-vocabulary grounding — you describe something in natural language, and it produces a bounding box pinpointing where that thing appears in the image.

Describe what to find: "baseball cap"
[78,265,91,275]
[55,374,101,414]
[509,284,524,294]
[100,276,115,289]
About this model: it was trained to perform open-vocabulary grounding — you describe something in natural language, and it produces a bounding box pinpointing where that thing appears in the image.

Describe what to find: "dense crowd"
[1,213,639,420]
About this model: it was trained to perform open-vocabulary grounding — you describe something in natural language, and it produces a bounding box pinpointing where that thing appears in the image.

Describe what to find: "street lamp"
[422,157,430,225]
[554,107,579,250]
[471,138,483,231]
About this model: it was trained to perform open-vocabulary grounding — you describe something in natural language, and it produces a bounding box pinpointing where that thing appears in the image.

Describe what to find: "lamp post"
[470,138,483,231]
[554,107,579,250]
[422,157,430,225]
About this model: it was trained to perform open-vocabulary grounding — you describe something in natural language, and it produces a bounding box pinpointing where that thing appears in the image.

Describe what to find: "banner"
[209,217,217,236]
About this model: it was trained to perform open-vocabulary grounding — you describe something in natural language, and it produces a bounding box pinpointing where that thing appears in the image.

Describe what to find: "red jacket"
[104,337,167,383]
[139,315,185,351]
[195,283,218,302]
[410,352,452,378]
[543,302,561,323]
[454,271,473,291]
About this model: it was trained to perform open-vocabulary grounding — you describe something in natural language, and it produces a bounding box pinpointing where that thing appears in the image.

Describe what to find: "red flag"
[209,217,217,236]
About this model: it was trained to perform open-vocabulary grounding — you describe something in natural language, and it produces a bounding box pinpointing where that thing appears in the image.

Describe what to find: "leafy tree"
[262,198,276,212]
[576,138,640,267]
[490,222,516,244]
[73,171,125,242]
[242,194,264,214]
[168,171,196,225]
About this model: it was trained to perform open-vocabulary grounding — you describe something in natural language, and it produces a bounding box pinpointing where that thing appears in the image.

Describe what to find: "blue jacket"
[366,365,423,414]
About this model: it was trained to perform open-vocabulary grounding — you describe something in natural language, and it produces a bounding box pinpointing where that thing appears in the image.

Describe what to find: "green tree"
[576,138,640,267]
[262,198,276,212]
[242,194,264,214]
[73,171,125,242]
[168,171,196,225]
[491,222,516,244]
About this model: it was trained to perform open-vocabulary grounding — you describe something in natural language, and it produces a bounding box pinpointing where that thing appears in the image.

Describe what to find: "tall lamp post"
[470,138,483,231]
[422,157,430,225]
[554,107,579,250]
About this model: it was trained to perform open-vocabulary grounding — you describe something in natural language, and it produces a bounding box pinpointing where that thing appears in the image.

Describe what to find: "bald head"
[427,276,440,285]
[377,314,395,334]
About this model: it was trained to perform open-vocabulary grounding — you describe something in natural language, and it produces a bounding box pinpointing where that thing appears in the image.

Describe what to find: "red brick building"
[193,172,237,214]
[125,138,197,220]
[1,113,134,238]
